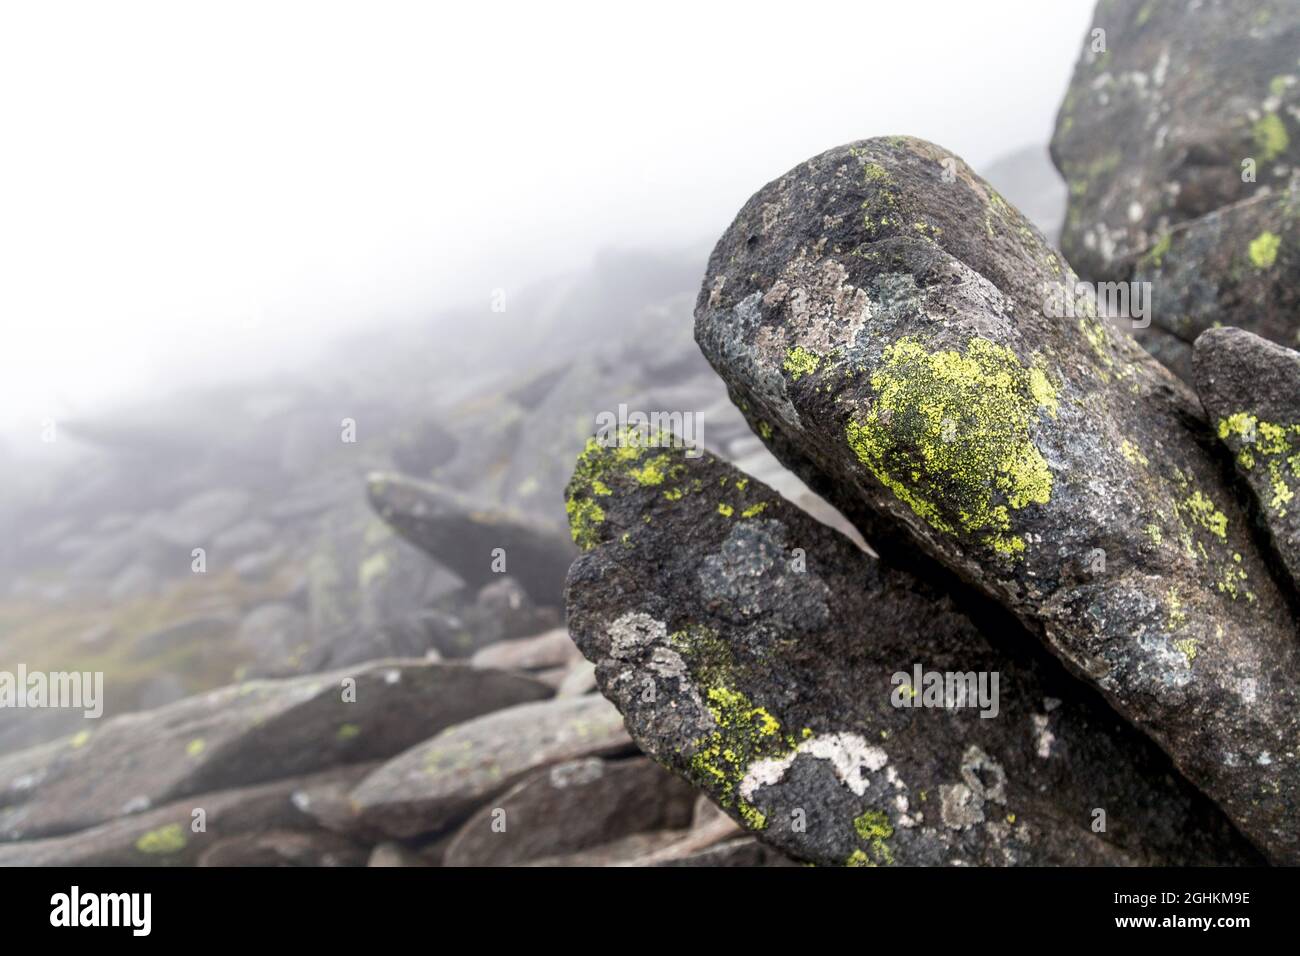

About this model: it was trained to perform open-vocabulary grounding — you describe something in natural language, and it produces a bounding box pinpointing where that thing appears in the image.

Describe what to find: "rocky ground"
[4,0,1293,867]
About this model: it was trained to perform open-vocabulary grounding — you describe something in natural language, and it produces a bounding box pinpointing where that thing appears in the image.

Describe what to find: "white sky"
[0,0,1095,437]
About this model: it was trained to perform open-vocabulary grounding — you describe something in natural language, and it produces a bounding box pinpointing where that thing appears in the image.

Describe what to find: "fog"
[0,0,1094,438]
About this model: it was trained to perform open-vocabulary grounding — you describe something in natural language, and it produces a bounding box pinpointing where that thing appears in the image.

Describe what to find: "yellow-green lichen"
[566,430,684,549]
[1120,439,1150,467]
[783,346,823,382]
[717,503,734,517]
[1143,232,1172,270]
[1253,113,1290,163]
[1181,490,1228,541]
[1173,638,1198,666]
[851,809,896,866]
[688,685,798,830]
[136,823,187,855]
[336,723,361,741]
[741,502,768,518]
[845,336,1057,558]
[186,738,205,758]
[1248,231,1282,269]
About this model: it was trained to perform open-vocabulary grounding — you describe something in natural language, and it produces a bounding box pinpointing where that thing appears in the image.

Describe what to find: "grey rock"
[441,756,697,866]
[0,659,551,842]
[235,603,311,678]
[1052,0,1300,281]
[0,766,370,866]
[366,471,576,605]
[470,628,578,672]
[1194,326,1300,589]
[1134,185,1300,358]
[350,694,632,839]
[368,841,430,867]
[692,135,1300,863]
[197,829,367,867]
[565,440,1262,866]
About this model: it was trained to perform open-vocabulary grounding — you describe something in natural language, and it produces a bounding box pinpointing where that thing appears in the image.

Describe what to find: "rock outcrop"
[1052,0,1300,282]
[565,440,1261,865]
[692,135,1300,863]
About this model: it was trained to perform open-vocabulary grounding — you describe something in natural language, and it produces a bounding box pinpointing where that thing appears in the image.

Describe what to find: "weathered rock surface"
[0,660,550,842]
[1195,327,1300,590]
[470,628,578,673]
[440,756,697,866]
[692,134,1300,862]
[565,441,1262,866]
[349,694,632,839]
[0,765,372,867]
[367,471,577,604]
[1133,185,1299,356]
[197,829,368,867]
[1052,0,1300,281]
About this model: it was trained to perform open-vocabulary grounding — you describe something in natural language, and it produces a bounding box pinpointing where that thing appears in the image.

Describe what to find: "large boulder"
[565,440,1260,866]
[1194,327,1300,589]
[0,659,550,842]
[692,135,1300,863]
[1052,0,1300,281]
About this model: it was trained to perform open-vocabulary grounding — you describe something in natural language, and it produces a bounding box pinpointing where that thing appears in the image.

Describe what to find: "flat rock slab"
[693,134,1300,862]
[1195,327,1300,590]
[1052,0,1300,280]
[564,441,1261,866]
[367,471,576,605]
[0,765,372,867]
[441,756,697,866]
[349,694,632,839]
[0,659,550,842]
[1134,187,1299,356]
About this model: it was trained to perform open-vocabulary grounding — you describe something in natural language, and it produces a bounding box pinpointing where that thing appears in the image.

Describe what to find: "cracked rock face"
[692,134,1300,863]
[563,440,1260,866]
[1195,327,1300,591]
[1051,0,1300,282]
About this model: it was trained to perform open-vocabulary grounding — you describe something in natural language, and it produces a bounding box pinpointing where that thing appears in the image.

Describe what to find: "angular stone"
[1052,0,1300,281]
[349,694,632,839]
[1134,186,1299,365]
[0,660,551,842]
[441,756,697,866]
[695,134,1300,862]
[366,471,576,605]
[565,441,1262,866]
[693,135,1300,862]
[470,628,578,673]
[1194,327,1300,589]
[0,766,371,867]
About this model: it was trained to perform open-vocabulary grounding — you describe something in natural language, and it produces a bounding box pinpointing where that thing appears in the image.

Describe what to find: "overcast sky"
[0,0,1096,436]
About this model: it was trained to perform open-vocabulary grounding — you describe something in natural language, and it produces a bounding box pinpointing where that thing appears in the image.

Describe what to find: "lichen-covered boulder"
[1195,327,1300,589]
[366,471,576,605]
[1052,0,1300,281]
[564,439,1261,866]
[1140,184,1297,343]
[693,134,1300,863]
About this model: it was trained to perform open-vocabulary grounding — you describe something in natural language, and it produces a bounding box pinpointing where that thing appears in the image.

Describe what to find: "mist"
[0,0,1094,437]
